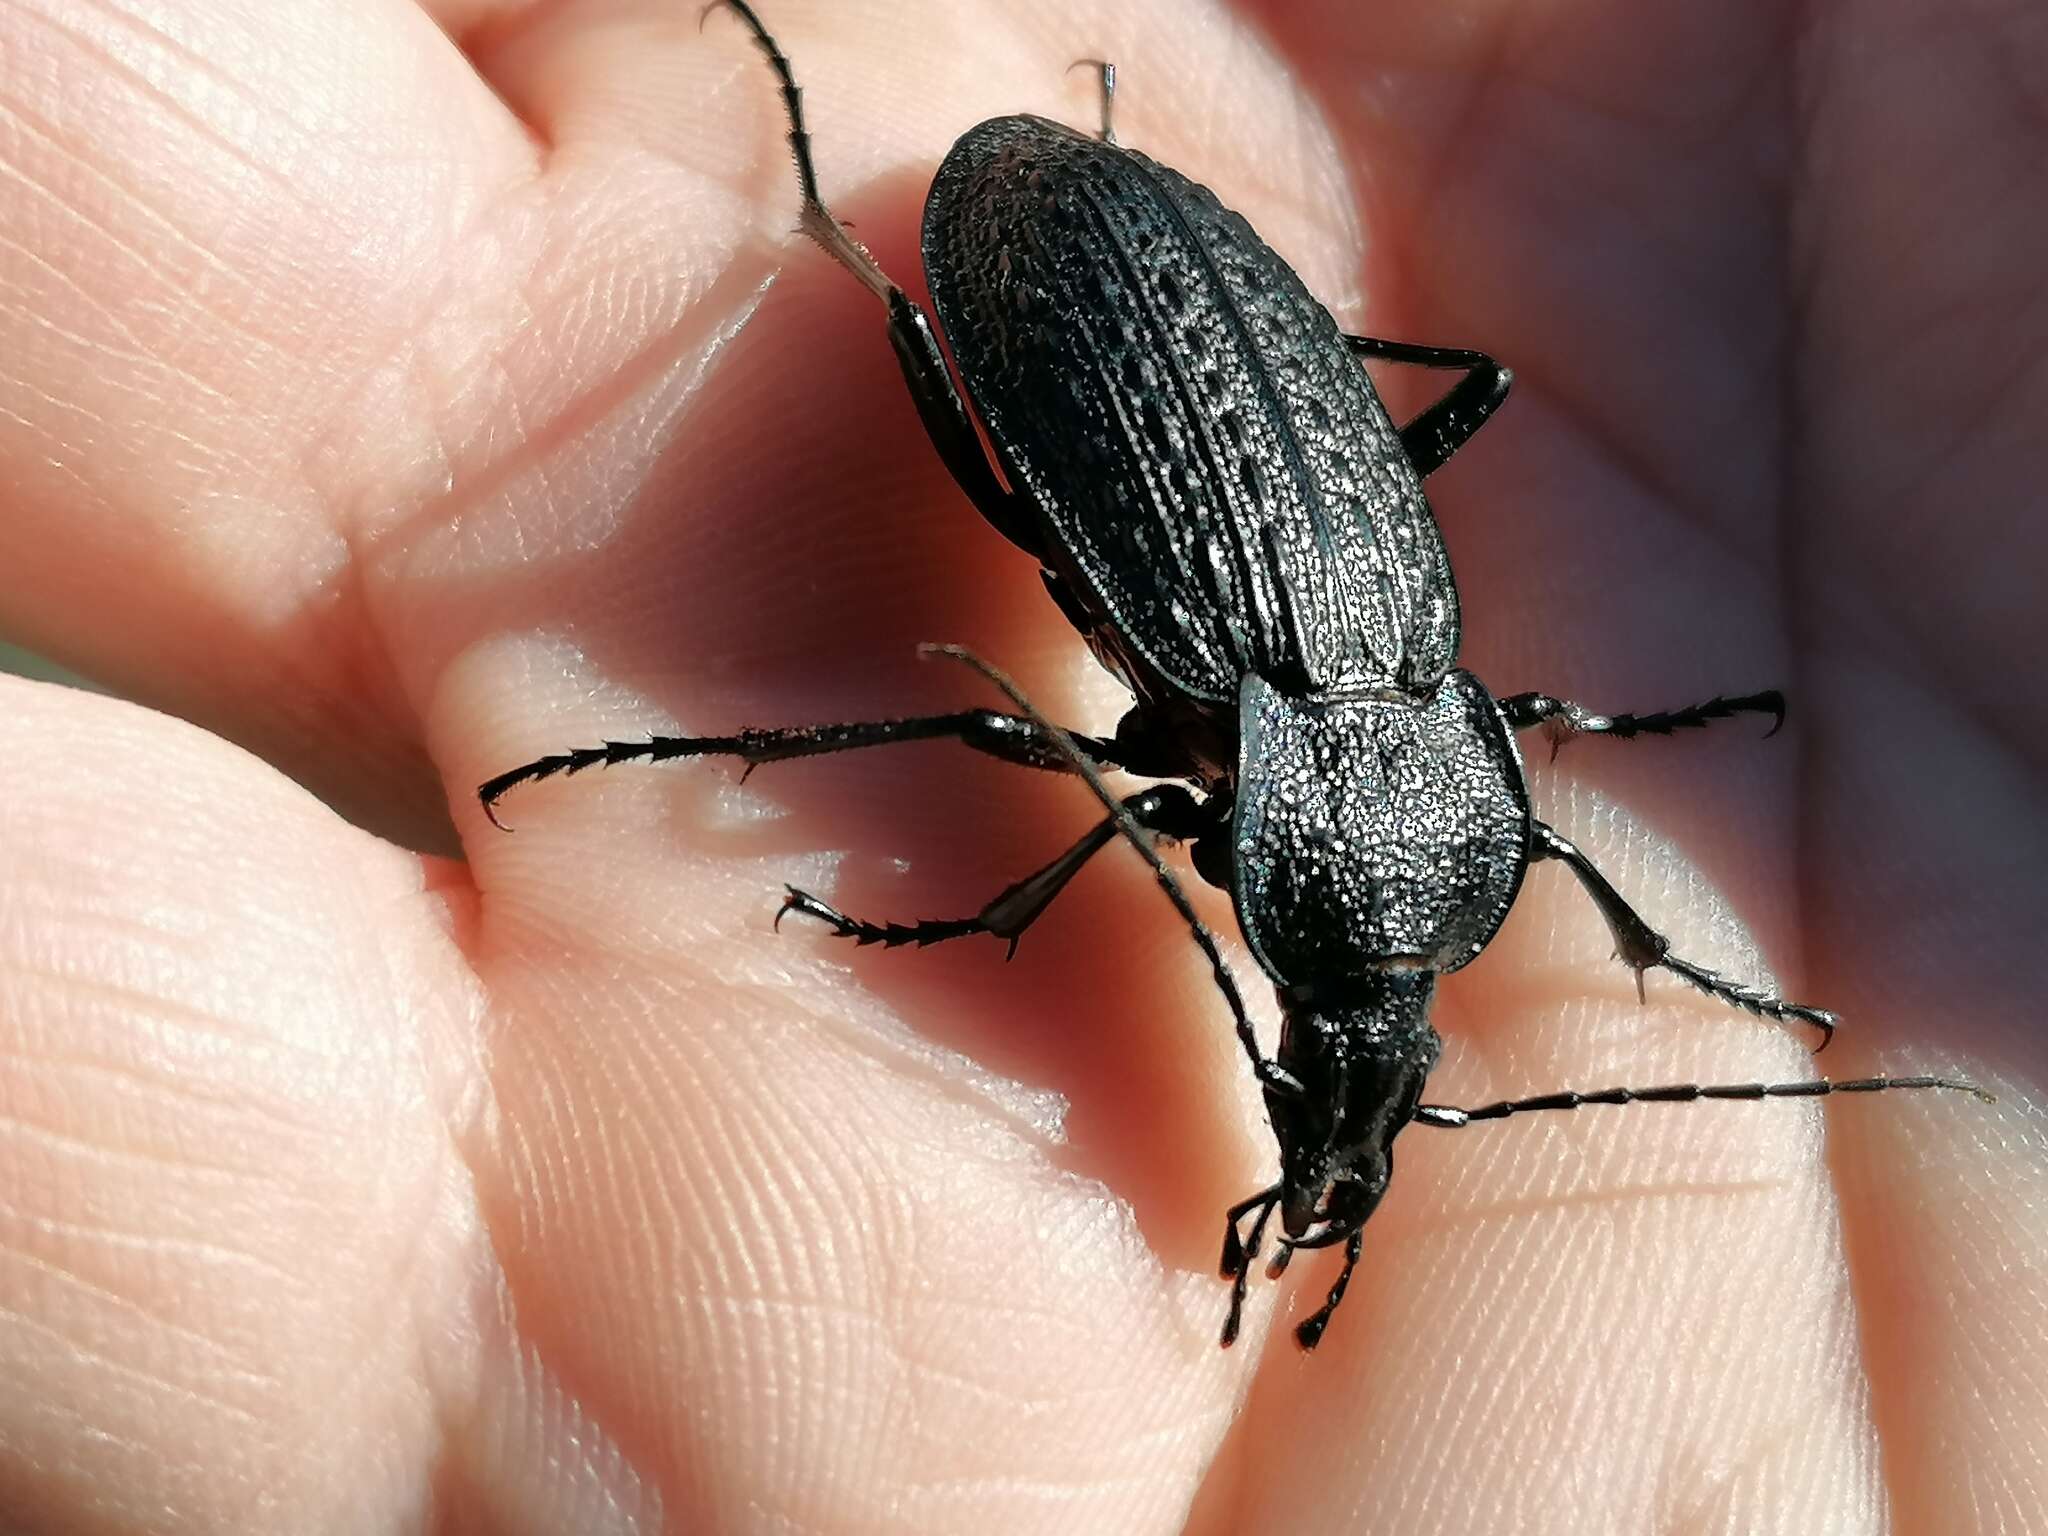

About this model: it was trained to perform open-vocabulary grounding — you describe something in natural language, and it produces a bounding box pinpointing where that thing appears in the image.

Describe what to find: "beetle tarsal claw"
[773,886,834,933]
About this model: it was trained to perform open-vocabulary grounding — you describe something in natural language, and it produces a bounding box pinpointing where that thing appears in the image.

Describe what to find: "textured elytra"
[922,115,1459,706]
[1233,671,1530,984]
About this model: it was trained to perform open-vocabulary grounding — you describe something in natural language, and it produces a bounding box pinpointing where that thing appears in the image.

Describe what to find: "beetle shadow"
[416,163,1261,1273]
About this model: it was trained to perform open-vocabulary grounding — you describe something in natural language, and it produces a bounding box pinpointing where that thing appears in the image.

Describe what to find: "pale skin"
[1,0,2043,1531]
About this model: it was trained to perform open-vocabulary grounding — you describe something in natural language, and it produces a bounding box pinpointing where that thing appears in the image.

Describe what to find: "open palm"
[3,1,2042,1531]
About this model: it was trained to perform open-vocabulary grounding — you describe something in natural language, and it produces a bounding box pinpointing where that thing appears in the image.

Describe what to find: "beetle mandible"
[481,0,1988,1351]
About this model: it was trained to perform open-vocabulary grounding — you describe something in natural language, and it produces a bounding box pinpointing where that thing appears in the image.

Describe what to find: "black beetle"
[481,0,1988,1351]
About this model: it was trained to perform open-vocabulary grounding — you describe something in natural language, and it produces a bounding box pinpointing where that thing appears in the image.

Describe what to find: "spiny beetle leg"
[1500,689,1785,760]
[1531,822,1839,1050]
[478,708,1122,828]
[778,784,1211,957]
[1343,334,1511,478]
[706,0,1043,557]
[775,887,985,949]
[932,647,1295,1104]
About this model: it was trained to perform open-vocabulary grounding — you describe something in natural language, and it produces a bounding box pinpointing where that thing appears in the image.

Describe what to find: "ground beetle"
[482,1,1989,1352]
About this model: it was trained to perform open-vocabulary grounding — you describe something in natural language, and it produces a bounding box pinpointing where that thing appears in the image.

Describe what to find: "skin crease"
[0,0,2043,1529]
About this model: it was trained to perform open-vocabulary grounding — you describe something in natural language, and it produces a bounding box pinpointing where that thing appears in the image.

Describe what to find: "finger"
[1790,0,2048,764]
[0,0,539,846]
[1792,0,2048,1060]
[0,677,497,1529]
[1833,1072,2048,1535]
[1795,2,2048,1524]
[474,847,1265,1530]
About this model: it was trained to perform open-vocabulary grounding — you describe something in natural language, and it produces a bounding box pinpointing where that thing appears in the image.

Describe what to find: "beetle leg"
[479,709,1122,829]
[778,784,1210,957]
[1500,689,1785,761]
[1531,822,1839,1050]
[1342,334,1512,477]
[931,646,1301,1111]
[707,0,1045,557]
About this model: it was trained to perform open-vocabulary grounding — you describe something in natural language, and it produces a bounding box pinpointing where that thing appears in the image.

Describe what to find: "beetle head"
[1267,969,1441,1239]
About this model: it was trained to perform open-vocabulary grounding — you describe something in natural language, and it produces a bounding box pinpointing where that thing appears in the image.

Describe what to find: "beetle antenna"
[1412,1073,1992,1129]
[704,0,895,303]
[923,645,1293,1095]
[1065,58,1118,145]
